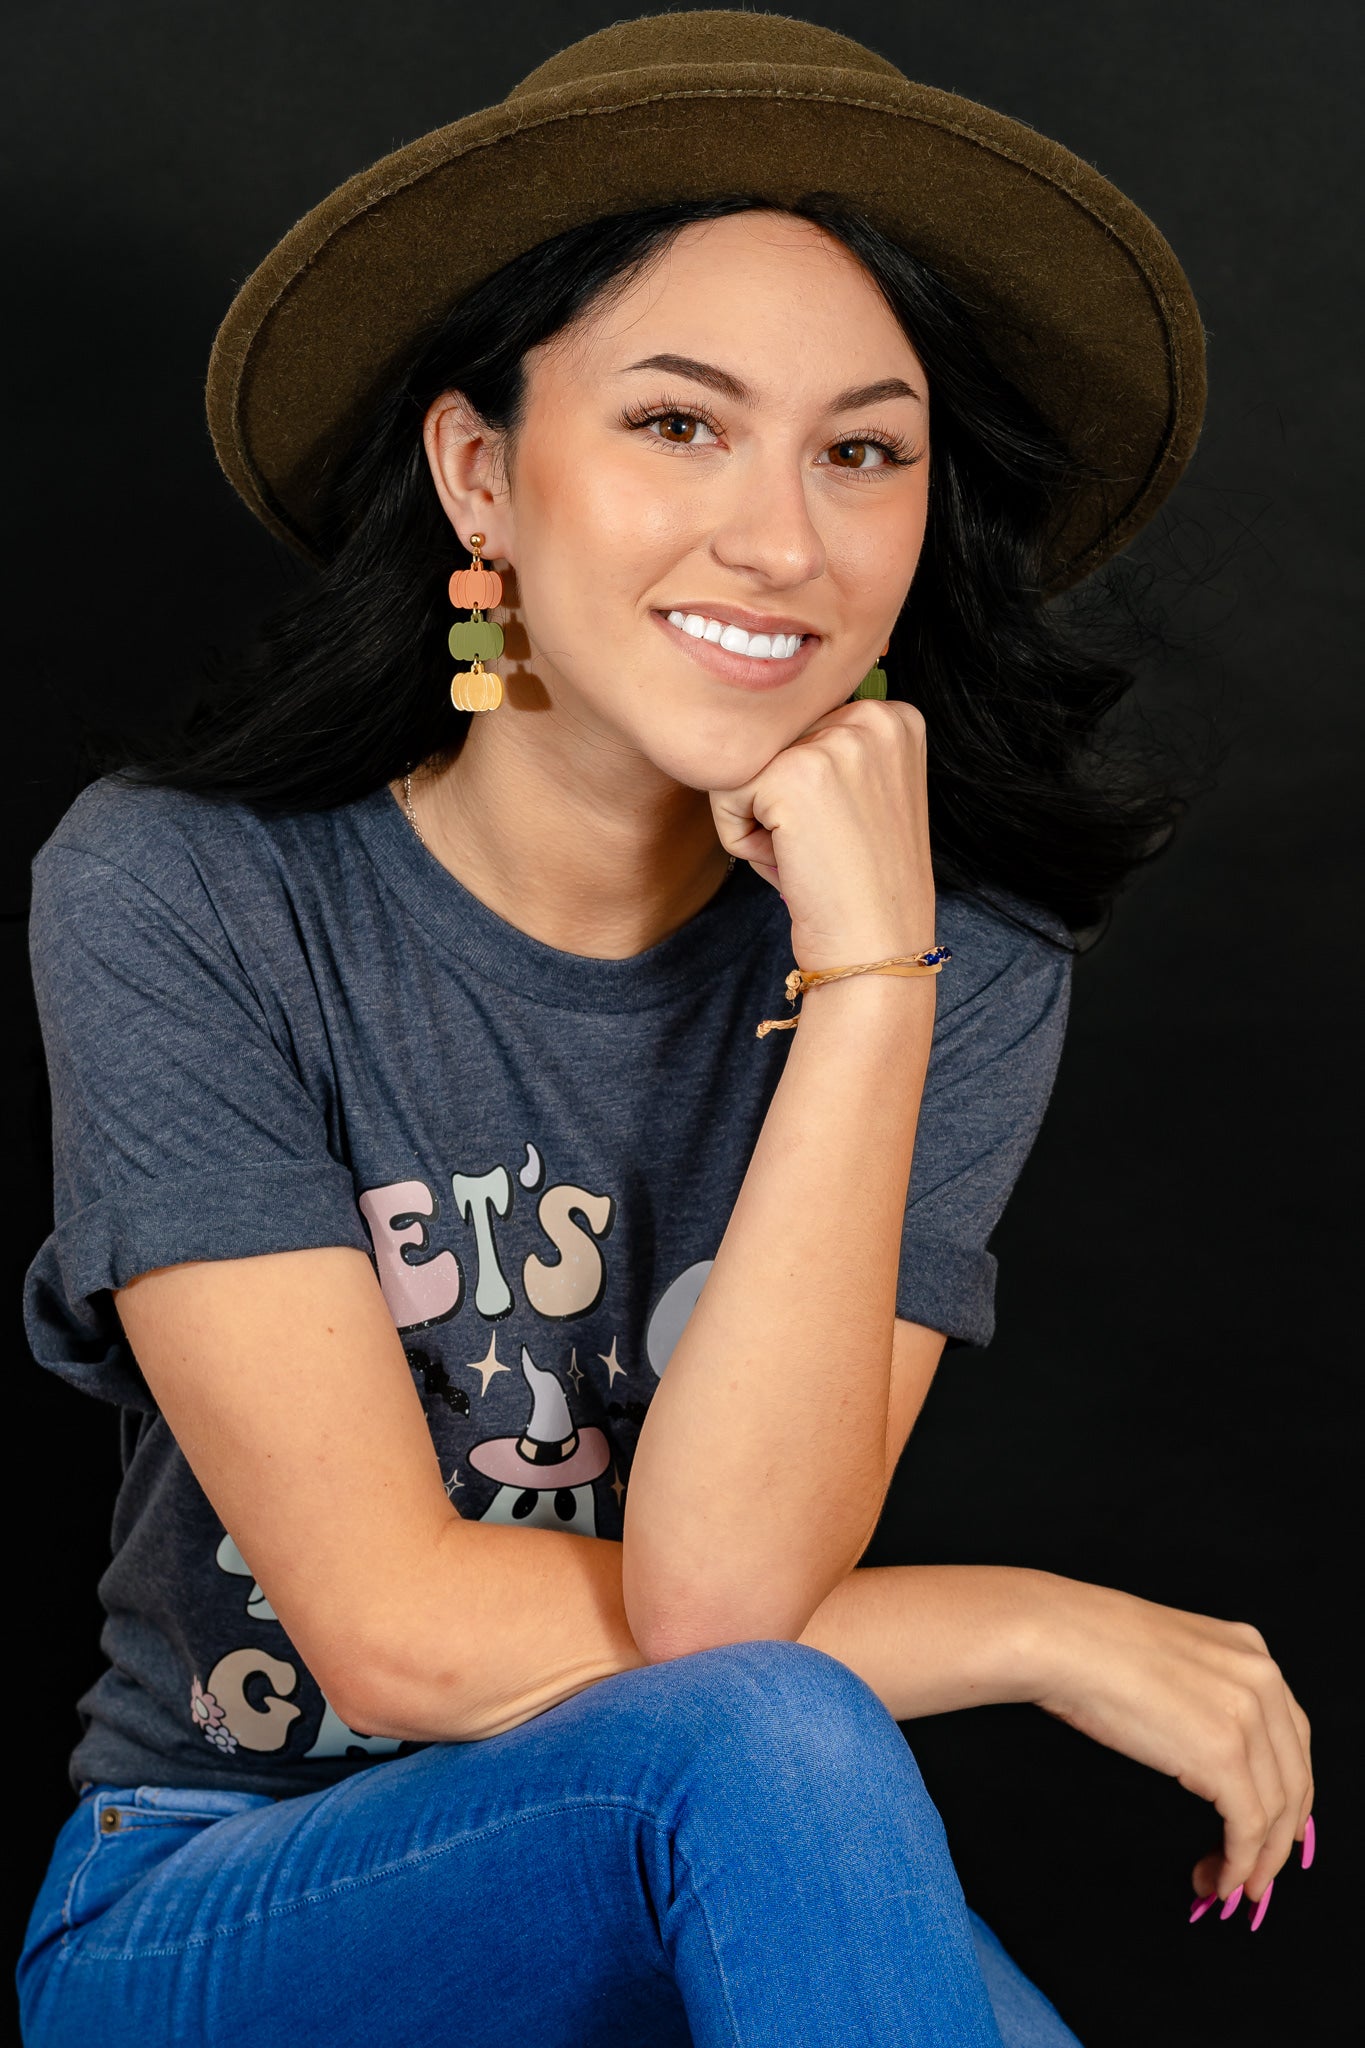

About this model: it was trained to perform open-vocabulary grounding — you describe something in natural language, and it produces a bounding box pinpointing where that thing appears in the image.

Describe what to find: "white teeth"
[665,609,803,659]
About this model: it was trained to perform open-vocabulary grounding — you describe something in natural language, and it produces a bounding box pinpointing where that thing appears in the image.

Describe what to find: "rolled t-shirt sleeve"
[896,900,1073,1348]
[24,835,371,1406]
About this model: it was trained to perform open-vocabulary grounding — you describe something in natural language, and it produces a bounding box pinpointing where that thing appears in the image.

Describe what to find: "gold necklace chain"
[402,771,736,878]
[402,771,428,850]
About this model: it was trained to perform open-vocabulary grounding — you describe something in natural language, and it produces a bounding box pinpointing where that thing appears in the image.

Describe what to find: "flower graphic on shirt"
[190,1674,238,1755]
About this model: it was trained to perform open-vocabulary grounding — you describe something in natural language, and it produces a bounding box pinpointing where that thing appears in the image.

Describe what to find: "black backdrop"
[5,3,1360,2042]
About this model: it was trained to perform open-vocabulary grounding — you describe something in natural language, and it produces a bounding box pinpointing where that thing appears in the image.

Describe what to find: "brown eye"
[656,414,698,443]
[830,439,873,468]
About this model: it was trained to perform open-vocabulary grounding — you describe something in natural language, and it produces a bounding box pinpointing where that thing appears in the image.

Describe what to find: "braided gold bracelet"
[755,947,952,1038]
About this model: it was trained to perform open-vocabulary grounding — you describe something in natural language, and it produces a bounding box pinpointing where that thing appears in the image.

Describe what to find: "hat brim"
[207,61,1206,591]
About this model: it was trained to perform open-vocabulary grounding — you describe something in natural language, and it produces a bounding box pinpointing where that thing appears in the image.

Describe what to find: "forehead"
[538,211,926,391]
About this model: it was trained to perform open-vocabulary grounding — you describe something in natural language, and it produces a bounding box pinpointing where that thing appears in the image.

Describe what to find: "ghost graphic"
[468,1345,611,1534]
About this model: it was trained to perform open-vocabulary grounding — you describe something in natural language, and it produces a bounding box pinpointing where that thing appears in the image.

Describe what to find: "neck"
[397,707,733,961]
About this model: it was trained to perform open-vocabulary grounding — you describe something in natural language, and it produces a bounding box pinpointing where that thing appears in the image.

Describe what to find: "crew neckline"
[347,783,781,1013]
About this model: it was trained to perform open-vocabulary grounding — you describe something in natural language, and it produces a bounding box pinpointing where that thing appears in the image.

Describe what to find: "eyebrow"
[617,352,925,413]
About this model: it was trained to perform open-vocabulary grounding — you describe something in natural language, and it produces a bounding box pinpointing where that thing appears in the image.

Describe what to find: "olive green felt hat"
[206,7,1206,590]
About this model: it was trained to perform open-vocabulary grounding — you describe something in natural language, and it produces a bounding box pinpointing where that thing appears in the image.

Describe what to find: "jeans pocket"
[64,1784,273,1937]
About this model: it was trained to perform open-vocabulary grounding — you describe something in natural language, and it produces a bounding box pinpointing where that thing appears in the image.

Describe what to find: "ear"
[423,392,515,563]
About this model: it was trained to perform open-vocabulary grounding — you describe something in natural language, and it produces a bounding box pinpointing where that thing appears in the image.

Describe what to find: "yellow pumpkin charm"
[450,663,504,713]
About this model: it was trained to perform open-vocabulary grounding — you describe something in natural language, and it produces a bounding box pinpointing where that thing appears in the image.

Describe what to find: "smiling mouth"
[651,607,820,692]
[662,609,808,661]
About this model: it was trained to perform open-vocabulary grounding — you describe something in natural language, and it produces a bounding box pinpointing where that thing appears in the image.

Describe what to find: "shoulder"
[29,776,349,927]
[936,888,1073,1006]
[35,776,259,888]
[27,777,329,978]
[926,889,1074,1083]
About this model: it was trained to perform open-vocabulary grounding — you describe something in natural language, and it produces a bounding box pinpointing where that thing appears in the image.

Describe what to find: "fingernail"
[1301,1814,1315,1870]
[1249,1880,1274,1932]
[1219,1885,1244,1921]
[1188,1893,1218,1923]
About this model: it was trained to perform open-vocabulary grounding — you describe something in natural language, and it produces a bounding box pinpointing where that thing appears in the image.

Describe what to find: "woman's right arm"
[114,1244,651,1744]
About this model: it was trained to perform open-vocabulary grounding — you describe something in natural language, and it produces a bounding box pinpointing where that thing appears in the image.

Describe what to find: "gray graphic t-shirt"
[24,777,1071,1796]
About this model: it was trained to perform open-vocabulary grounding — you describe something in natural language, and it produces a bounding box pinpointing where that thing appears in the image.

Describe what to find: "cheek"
[844,480,929,610]
[516,435,684,604]
[575,449,699,569]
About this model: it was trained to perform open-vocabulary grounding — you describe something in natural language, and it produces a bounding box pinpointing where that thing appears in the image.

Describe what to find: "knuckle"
[1241,1801,1269,1840]
[1230,1620,1269,1654]
[1221,1686,1256,1728]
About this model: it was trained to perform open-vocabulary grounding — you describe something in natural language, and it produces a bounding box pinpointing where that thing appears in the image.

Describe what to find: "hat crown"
[507,7,903,101]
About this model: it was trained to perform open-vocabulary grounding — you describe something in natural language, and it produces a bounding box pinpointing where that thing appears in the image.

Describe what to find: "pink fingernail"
[1249,1881,1274,1932]
[1188,1893,1217,1923]
[1219,1885,1244,1920]
[1301,1814,1315,1869]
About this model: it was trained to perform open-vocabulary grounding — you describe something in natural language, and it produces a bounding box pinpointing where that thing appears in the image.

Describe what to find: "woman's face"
[431,210,931,793]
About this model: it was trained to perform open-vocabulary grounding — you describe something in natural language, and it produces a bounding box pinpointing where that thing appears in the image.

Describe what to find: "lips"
[650,607,820,692]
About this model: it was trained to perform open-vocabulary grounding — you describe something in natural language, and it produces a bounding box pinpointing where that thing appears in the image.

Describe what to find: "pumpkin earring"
[448,534,504,712]
[851,640,891,701]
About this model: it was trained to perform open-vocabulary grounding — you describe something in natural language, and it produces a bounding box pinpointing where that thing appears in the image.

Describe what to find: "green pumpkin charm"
[852,664,887,700]
[448,618,505,662]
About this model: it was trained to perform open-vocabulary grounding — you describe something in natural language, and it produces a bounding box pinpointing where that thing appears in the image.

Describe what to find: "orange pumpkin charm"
[448,565,503,610]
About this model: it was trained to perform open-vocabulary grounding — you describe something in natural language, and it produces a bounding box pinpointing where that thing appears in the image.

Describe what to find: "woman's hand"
[708,697,936,974]
[1027,1573,1314,1915]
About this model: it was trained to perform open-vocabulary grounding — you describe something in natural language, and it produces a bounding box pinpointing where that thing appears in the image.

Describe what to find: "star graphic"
[609,1462,626,1509]
[566,1348,584,1393]
[463,1331,509,1398]
[444,1466,464,1498]
[597,1335,628,1386]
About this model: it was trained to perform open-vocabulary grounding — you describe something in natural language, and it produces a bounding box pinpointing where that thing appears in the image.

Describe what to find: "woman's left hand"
[1024,1572,1314,1912]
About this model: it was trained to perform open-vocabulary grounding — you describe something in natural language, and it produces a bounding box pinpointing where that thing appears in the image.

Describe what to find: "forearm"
[797,1562,1053,1718]
[355,1532,1050,1745]
[337,1520,649,1744]
[623,971,936,1657]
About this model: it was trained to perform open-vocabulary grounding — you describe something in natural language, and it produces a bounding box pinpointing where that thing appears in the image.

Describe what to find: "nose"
[707,445,826,590]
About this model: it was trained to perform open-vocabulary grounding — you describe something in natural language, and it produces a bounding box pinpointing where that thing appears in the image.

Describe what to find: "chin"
[641,724,781,795]
[637,686,817,786]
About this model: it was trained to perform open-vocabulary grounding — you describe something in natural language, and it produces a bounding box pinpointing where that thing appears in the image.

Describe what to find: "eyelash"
[620,395,917,474]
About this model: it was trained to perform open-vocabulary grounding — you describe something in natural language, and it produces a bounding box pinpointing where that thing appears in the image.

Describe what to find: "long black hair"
[115,192,1194,937]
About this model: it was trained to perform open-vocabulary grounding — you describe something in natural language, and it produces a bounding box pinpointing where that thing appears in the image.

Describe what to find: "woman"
[17,12,1313,2045]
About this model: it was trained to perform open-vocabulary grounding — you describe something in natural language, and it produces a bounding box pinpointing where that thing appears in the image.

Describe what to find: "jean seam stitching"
[667,1835,745,2048]
[64,1795,671,1963]
[58,1802,107,1944]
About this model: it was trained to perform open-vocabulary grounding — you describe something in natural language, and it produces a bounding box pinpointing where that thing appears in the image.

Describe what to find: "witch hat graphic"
[467,1346,611,1534]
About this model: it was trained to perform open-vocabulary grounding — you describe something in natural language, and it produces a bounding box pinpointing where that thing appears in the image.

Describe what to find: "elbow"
[627,1588,816,1667]
[634,1610,809,1666]
[309,1626,467,1746]
[626,1534,880,1666]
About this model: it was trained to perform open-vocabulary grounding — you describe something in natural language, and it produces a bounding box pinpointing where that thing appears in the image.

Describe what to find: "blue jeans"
[17,1641,1081,2046]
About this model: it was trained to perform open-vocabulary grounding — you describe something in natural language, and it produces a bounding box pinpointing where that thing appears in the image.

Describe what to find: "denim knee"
[640,1637,925,1800]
